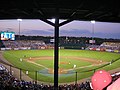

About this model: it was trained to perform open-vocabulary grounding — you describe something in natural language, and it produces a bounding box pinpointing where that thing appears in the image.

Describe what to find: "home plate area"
[48,68,68,74]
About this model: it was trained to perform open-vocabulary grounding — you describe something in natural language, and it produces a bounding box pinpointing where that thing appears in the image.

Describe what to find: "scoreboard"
[0,31,15,40]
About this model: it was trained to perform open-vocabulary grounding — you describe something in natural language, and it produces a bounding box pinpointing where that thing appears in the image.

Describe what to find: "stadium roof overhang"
[0,0,120,24]
[0,0,120,89]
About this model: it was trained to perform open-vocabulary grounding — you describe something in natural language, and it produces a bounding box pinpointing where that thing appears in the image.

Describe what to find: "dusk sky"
[0,19,120,39]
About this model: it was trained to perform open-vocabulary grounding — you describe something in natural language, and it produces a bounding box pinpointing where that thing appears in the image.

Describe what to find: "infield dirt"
[26,56,107,74]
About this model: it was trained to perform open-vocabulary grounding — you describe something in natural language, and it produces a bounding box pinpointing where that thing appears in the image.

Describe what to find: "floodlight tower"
[17,19,22,40]
[91,20,95,45]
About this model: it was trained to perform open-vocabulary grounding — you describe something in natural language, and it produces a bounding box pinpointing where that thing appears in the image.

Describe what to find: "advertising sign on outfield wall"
[89,40,95,44]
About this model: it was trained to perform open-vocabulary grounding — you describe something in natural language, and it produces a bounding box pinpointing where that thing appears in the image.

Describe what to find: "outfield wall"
[88,47,120,53]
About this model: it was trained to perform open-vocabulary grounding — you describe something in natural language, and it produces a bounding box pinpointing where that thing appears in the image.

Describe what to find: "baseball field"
[2,49,120,83]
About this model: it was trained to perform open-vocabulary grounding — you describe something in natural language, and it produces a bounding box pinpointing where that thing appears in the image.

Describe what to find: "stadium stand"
[100,42,120,51]
[0,64,92,90]
[87,42,120,53]
[1,40,47,50]
[1,63,120,90]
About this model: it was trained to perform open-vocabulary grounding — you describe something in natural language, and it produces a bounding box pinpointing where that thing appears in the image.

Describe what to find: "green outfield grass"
[3,49,120,83]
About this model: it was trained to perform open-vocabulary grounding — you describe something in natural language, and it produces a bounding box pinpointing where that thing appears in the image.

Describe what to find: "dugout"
[60,43,86,49]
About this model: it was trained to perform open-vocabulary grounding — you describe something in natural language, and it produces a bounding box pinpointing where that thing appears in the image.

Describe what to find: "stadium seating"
[1,63,120,90]
[87,42,120,53]
[2,40,46,50]
[100,42,120,52]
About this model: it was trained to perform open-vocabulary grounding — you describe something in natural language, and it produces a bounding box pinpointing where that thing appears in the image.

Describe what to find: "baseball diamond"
[2,49,120,83]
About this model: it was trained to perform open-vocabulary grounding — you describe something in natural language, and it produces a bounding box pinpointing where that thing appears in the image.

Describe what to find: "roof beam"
[33,0,55,26]
[59,19,73,27]
[40,18,55,26]
[59,0,84,27]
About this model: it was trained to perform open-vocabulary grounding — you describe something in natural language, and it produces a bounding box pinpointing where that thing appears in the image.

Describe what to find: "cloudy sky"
[0,19,120,39]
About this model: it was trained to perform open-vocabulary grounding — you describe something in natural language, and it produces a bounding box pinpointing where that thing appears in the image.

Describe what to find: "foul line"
[64,62,109,72]
[27,60,48,69]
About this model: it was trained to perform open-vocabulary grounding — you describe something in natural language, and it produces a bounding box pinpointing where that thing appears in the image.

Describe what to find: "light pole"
[17,19,22,40]
[91,20,95,45]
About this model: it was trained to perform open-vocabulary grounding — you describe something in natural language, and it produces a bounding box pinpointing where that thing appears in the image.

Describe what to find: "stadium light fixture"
[91,20,95,24]
[91,20,95,45]
[51,18,56,23]
[17,19,22,22]
[17,19,22,40]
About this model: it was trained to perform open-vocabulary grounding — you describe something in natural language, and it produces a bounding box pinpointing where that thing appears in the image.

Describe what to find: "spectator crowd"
[2,40,46,50]
[0,64,120,90]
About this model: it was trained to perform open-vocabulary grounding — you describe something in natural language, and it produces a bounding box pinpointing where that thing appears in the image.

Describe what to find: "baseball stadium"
[0,1,120,89]
[0,35,120,85]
